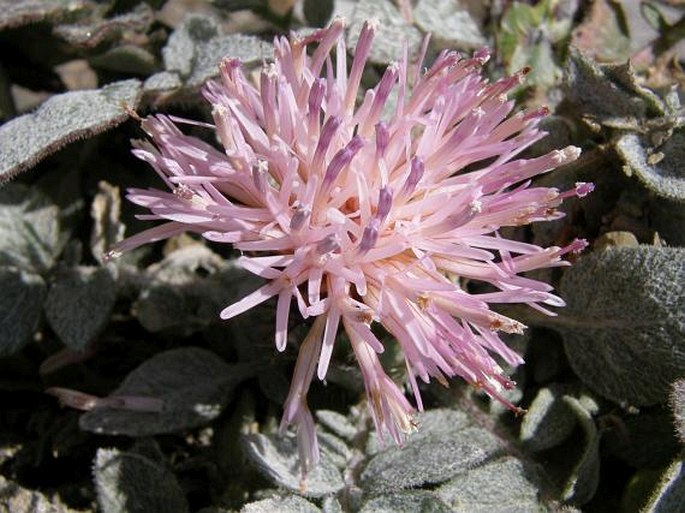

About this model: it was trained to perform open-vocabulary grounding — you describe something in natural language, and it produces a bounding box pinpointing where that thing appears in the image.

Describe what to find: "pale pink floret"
[113,19,589,472]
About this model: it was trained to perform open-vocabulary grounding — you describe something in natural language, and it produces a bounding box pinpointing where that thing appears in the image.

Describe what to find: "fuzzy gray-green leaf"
[348,0,422,65]
[563,48,662,123]
[242,433,345,498]
[670,379,685,446]
[520,385,577,452]
[241,495,321,513]
[437,457,545,513]
[80,347,251,436]
[360,490,453,513]
[94,448,189,513]
[642,460,685,513]
[44,265,117,350]
[0,0,93,31]
[361,409,502,493]
[561,396,600,505]
[414,0,485,50]
[0,267,46,355]
[0,183,61,274]
[162,14,268,89]
[616,130,685,203]
[0,80,141,183]
[560,246,685,406]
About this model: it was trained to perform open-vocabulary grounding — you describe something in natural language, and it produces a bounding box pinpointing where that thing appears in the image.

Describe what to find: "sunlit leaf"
[0,0,93,31]
[414,0,485,50]
[0,80,141,183]
[642,460,685,513]
[560,246,685,406]
[348,0,422,65]
[616,129,685,203]
[0,183,60,273]
[242,495,321,513]
[242,432,345,498]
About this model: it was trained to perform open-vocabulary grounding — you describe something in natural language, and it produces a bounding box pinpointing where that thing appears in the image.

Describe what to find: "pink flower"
[112,19,590,472]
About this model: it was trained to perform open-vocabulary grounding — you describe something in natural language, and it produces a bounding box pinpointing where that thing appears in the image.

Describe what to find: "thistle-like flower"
[113,19,591,471]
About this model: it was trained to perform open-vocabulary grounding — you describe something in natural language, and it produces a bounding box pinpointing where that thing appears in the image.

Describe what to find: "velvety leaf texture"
[162,14,268,90]
[643,460,685,513]
[359,490,453,513]
[0,267,46,356]
[616,129,685,203]
[348,0,422,64]
[0,80,141,183]
[361,409,502,493]
[413,0,485,49]
[560,246,685,405]
[133,245,229,335]
[94,448,189,513]
[44,265,117,351]
[0,0,93,31]
[436,457,545,513]
[242,433,345,498]
[563,47,661,122]
[670,379,685,446]
[53,3,154,48]
[0,183,61,274]
[80,347,251,436]
[560,396,600,505]
[520,385,577,453]
[241,495,322,513]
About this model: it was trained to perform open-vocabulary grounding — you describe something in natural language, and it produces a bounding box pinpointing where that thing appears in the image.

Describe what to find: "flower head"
[113,19,589,472]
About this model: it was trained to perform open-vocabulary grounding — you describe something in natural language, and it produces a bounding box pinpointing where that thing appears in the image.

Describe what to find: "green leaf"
[497,0,573,88]
[361,409,503,493]
[0,80,142,184]
[44,265,117,351]
[316,410,357,441]
[94,448,189,513]
[520,385,577,453]
[80,347,252,435]
[0,183,61,274]
[563,48,664,124]
[348,0,423,65]
[242,495,321,513]
[89,45,159,76]
[0,0,93,31]
[414,0,485,50]
[53,3,154,48]
[560,396,601,505]
[642,460,685,513]
[560,246,685,406]
[436,457,546,513]
[162,14,269,90]
[242,433,345,498]
[143,71,184,94]
[616,129,685,203]
[133,245,229,335]
[669,379,685,446]
[360,490,453,513]
[0,267,46,356]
